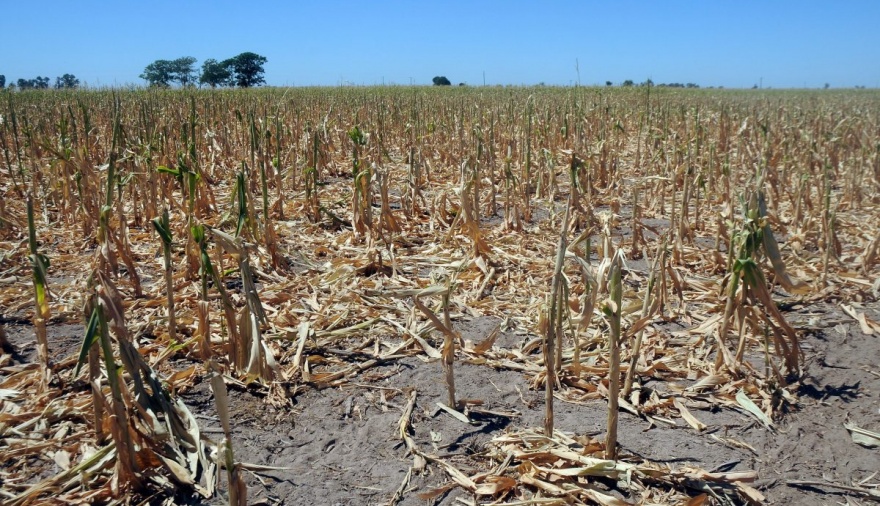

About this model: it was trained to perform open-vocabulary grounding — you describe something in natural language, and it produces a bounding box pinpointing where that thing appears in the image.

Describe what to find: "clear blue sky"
[2,1,879,89]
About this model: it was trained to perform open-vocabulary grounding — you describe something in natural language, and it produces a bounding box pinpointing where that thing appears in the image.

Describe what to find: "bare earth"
[7,301,876,505]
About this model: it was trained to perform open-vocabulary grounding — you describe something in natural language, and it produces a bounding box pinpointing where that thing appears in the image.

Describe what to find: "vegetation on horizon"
[140,52,268,88]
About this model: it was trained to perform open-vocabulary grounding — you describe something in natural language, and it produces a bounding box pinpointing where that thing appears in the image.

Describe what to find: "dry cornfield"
[1,86,879,505]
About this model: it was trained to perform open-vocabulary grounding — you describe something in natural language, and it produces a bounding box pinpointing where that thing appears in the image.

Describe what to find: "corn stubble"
[0,86,878,504]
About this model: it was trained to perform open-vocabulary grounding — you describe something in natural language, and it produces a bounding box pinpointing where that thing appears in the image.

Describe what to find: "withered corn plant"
[26,193,51,388]
[209,227,278,383]
[715,184,804,379]
[412,284,461,410]
[302,130,322,222]
[193,224,236,360]
[158,154,202,278]
[603,256,623,460]
[622,238,665,397]
[542,205,571,436]
[152,207,176,342]
[76,271,211,498]
[349,126,374,242]
[209,360,247,506]
[79,274,141,492]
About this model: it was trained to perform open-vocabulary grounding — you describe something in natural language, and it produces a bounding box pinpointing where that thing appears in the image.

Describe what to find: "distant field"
[1,86,878,505]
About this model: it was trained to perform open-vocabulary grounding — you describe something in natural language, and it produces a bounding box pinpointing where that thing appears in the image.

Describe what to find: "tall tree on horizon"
[140,57,198,87]
[17,77,50,89]
[200,59,232,88]
[55,74,80,89]
[225,52,268,88]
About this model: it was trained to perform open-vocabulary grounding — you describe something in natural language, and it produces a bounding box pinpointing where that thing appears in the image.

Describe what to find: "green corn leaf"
[348,125,366,145]
[151,209,172,246]
[74,306,100,377]
[176,153,190,175]
[739,259,764,289]
[187,171,199,209]
[156,165,181,177]
[29,253,50,315]
[117,172,135,186]
[191,224,206,244]
[735,389,772,429]
[151,219,172,246]
[192,224,225,291]
[235,171,247,237]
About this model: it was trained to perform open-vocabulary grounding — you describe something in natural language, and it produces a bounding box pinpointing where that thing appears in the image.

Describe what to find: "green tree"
[140,57,197,87]
[0,75,5,88]
[199,58,232,88]
[140,59,175,87]
[55,74,80,89]
[172,57,198,87]
[17,77,50,89]
[622,79,634,87]
[432,76,451,86]
[225,52,267,88]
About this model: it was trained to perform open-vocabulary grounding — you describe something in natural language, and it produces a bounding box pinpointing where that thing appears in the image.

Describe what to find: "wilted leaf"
[436,402,472,424]
[417,483,456,500]
[158,454,195,486]
[582,488,633,506]
[74,306,100,377]
[736,389,773,429]
[685,493,710,506]
[472,325,500,354]
[757,190,809,294]
[674,398,707,431]
[844,421,880,448]
[687,374,728,392]
[474,475,517,495]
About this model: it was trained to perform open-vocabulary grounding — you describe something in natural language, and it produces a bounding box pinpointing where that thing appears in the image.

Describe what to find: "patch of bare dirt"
[158,305,879,506]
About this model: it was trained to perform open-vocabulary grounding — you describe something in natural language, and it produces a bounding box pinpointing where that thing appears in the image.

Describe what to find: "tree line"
[609,79,699,88]
[0,74,80,90]
[0,52,266,91]
[140,52,268,88]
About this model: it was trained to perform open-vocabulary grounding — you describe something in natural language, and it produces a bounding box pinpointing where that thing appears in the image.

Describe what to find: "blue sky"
[2,1,878,88]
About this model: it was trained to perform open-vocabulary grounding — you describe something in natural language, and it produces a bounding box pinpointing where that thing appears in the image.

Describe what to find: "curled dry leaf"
[844,421,880,448]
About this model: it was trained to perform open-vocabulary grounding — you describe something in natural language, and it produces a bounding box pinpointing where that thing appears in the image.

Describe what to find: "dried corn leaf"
[674,398,707,431]
[844,421,880,448]
[735,389,773,429]
[474,475,517,496]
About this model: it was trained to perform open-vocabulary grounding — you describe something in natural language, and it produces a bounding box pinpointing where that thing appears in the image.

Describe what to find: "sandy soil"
[190,301,879,505]
[8,300,872,505]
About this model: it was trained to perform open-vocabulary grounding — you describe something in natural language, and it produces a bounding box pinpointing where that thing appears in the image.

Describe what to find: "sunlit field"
[1,86,879,505]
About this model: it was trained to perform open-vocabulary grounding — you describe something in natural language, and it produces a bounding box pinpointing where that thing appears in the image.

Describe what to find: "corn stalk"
[209,227,278,383]
[27,193,51,389]
[209,361,247,506]
[543,204,570,435]
[715,188,803,378]
[151,207,176,342]
[603,256,623,460]
[412,285,460,410]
